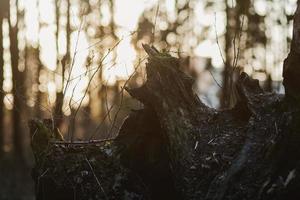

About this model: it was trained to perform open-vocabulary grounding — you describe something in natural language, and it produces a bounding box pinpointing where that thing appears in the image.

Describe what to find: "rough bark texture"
[30,4,300,200]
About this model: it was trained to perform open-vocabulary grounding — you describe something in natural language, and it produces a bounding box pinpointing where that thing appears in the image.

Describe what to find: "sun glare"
[3,0,294,111]
[19,0,151,109]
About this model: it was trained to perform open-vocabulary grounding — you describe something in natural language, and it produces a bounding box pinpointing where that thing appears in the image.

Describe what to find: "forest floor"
[0,155,34,200]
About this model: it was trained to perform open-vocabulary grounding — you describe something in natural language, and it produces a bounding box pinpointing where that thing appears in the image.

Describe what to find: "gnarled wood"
[30,3,300,200]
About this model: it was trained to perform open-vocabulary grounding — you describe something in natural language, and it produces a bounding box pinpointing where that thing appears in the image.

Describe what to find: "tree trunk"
[55,0,70,128]
[221,0,232,108]
[30,3,300,200]
[0,6,5,156]
[9,0,23,160]
[34,0,43,118]
[54,0,61,125]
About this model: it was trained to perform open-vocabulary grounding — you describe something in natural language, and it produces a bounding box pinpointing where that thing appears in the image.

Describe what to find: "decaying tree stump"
[30,3,300,200]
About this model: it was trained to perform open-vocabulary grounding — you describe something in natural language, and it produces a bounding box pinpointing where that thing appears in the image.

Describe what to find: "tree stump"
[30,3,300,200]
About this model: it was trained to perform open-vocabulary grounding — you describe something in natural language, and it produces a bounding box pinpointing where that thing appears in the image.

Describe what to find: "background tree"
[8,0,24,160]
[0,0,9,156]
[55,0,71,128]
[0,0,297,197]
[33,0,43,118]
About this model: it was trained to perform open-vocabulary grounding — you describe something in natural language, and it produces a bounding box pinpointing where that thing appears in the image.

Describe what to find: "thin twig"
[104,78,113,124]
[89,56,147,140]
[232,25,238,67]
[85,157,108,200]
[152,4,160,43]
[47,32,137,83]
[51,138,115,145]
[232,15,244,71]
[106,64,131,137]
[208,70,222,89]
[214,12,226,66]
[63,15,85,105]
[107,85,124,138]
[68,39,123,141]
[77,31,137,53]
[63,63,114,112]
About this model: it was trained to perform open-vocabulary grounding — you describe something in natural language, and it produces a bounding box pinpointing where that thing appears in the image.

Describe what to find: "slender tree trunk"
[55,0,70,128]
[9,0,23,159]
[35,0,42,117]
[0,10,4,156]
[109,0,117,39]
[66,0,71,59]
[35,58,42,117]
[221,0,232,108]
[54,0,62,126]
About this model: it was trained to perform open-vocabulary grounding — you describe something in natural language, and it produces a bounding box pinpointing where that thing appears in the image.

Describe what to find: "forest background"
[0,0,297,199]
